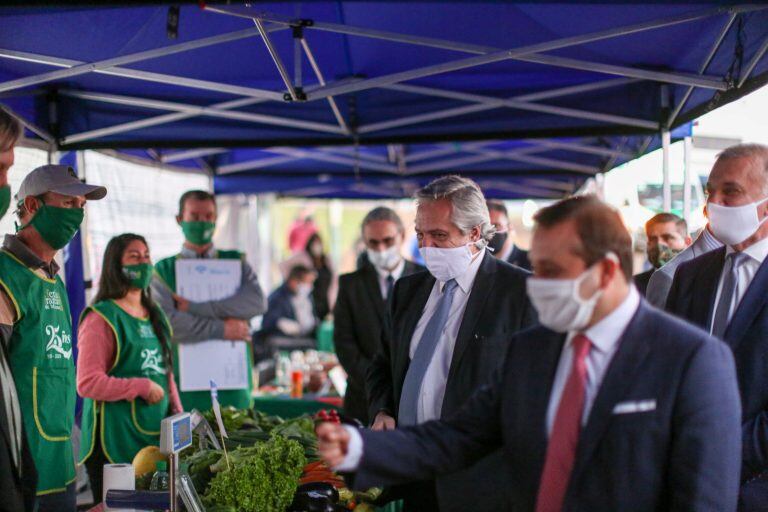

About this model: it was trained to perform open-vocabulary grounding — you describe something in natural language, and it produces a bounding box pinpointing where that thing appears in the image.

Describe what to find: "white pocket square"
[612,399,656,415]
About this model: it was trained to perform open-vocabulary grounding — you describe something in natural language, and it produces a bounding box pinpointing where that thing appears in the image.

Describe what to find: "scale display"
[160,412,192,455]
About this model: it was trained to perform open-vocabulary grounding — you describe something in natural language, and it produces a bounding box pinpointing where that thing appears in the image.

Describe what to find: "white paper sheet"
[176,259,250,391]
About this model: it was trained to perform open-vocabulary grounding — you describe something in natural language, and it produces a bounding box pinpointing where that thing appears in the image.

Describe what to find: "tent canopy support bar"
[301,38,351,135]
[59,90,345,143]
[61,96,270,144]
[254,18,299,100]
[405,146,546,175]
[209,4,748,100]
[0,48,285,101]
[668,12,737,126]
[161,148,229,163]
[465,146,598,174]
[739,35,768,88]
[0,25,287,97]
[361,83,657,132]
[290,5,745,100]
[264,146,399,174]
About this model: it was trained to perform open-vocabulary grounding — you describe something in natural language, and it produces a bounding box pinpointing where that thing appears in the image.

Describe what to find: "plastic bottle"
[149,460,170,492]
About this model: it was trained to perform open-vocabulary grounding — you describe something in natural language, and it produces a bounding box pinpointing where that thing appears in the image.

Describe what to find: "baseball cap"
[17,165,107,202]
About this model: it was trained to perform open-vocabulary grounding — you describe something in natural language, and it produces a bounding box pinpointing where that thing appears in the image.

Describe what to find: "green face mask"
[22,202,84,250]
[0,185,10,220]
[181,221,215,245]
[122,263,154,289]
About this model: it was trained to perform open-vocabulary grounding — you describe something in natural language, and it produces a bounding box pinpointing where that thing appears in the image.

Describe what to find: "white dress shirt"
[375,258,406,300]
[335,249,485,472]
[709,236,768,333]
[408,250,485,423]
[545,286,641,435]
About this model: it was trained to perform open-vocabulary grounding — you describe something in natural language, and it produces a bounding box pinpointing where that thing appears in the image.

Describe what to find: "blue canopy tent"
[0,2,767,199]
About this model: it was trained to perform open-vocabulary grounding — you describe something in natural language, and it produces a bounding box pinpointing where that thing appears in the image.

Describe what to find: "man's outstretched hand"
[316,422,351,469]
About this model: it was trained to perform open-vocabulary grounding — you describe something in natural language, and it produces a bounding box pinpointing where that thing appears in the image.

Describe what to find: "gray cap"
[17,165,107,202]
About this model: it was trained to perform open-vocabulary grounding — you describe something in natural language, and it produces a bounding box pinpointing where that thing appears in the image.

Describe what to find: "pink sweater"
[76,313,183,414]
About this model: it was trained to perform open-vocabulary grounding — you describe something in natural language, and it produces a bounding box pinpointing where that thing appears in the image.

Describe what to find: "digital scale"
[105,412,206,512]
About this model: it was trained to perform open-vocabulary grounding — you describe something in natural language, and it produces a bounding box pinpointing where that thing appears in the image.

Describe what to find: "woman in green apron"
[76,234,182,505]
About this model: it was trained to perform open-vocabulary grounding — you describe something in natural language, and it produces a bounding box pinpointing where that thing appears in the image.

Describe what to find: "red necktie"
[536,333,592,512]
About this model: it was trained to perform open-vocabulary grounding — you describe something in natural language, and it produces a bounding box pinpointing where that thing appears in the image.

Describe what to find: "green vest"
[0,249,76,496]
[78,300,172,465]
[155,250,254,412]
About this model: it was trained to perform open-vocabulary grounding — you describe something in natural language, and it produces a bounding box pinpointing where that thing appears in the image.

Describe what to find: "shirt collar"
[375,257,406,281]
[179,244,216,259]
[700,225,723,253]
[725,235,768,264]
[439,248,485,294]
[571,285,641,355]
[2,234,60,277]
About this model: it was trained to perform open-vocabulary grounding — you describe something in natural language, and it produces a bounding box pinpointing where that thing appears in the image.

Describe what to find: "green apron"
[78,300,172,464]
[0,249,76,496]
[155,250,254,412]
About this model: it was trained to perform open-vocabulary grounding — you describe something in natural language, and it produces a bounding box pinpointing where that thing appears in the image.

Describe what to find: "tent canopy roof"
[1,2,767,198]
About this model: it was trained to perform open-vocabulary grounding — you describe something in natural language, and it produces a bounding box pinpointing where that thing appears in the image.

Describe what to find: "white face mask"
[526,259,607,333]
[367,245,402,271]
[707,197,768,246]
[419,244,474,282]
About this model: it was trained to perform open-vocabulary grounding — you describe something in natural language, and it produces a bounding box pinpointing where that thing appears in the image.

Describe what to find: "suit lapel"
[695,248,726,329]
[448,252,497,380]
[361,265,386,323]
[527,332,568,480]
[724,257,768,350]
[569,303,651,483]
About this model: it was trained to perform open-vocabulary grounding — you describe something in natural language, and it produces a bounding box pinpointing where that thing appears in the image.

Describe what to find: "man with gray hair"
[334,206,423,425]
[366,175,536,511]
[666,143,768,510]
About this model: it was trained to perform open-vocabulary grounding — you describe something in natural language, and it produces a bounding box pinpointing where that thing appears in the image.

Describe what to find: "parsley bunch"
[204,435,306,512]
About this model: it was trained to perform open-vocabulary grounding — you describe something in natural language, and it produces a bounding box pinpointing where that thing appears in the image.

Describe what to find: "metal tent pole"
[254,18,300,101]
[0,26,287,96]
[0,48,284,101]
[58,90,345,144]
[683,136,693,227]
[662,129,672,212]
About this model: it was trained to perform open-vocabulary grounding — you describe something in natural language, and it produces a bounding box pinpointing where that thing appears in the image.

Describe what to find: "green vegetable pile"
[203,434,306,512]
[202,407,318,461]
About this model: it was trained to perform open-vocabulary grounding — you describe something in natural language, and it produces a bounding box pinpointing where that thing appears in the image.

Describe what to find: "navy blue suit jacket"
[355,301,742,511]
[667,248,768,483]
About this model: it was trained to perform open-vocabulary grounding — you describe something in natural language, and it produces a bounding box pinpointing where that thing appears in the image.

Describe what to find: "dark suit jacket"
[366,251,536,511]
[356,301,742,511]
[633,268,654,296]
[0,356,37,512]
[667,248,768,508]
[507,244,532,271]
[334,260,422,424]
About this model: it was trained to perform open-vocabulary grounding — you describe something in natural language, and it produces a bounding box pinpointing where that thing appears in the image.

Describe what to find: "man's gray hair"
[361,206,405,235]
[717,143,768,193]
[415,175,496,248]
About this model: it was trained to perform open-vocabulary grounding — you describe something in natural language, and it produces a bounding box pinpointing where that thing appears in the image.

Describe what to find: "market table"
[252,395,342,418]
[251,395,402,512]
